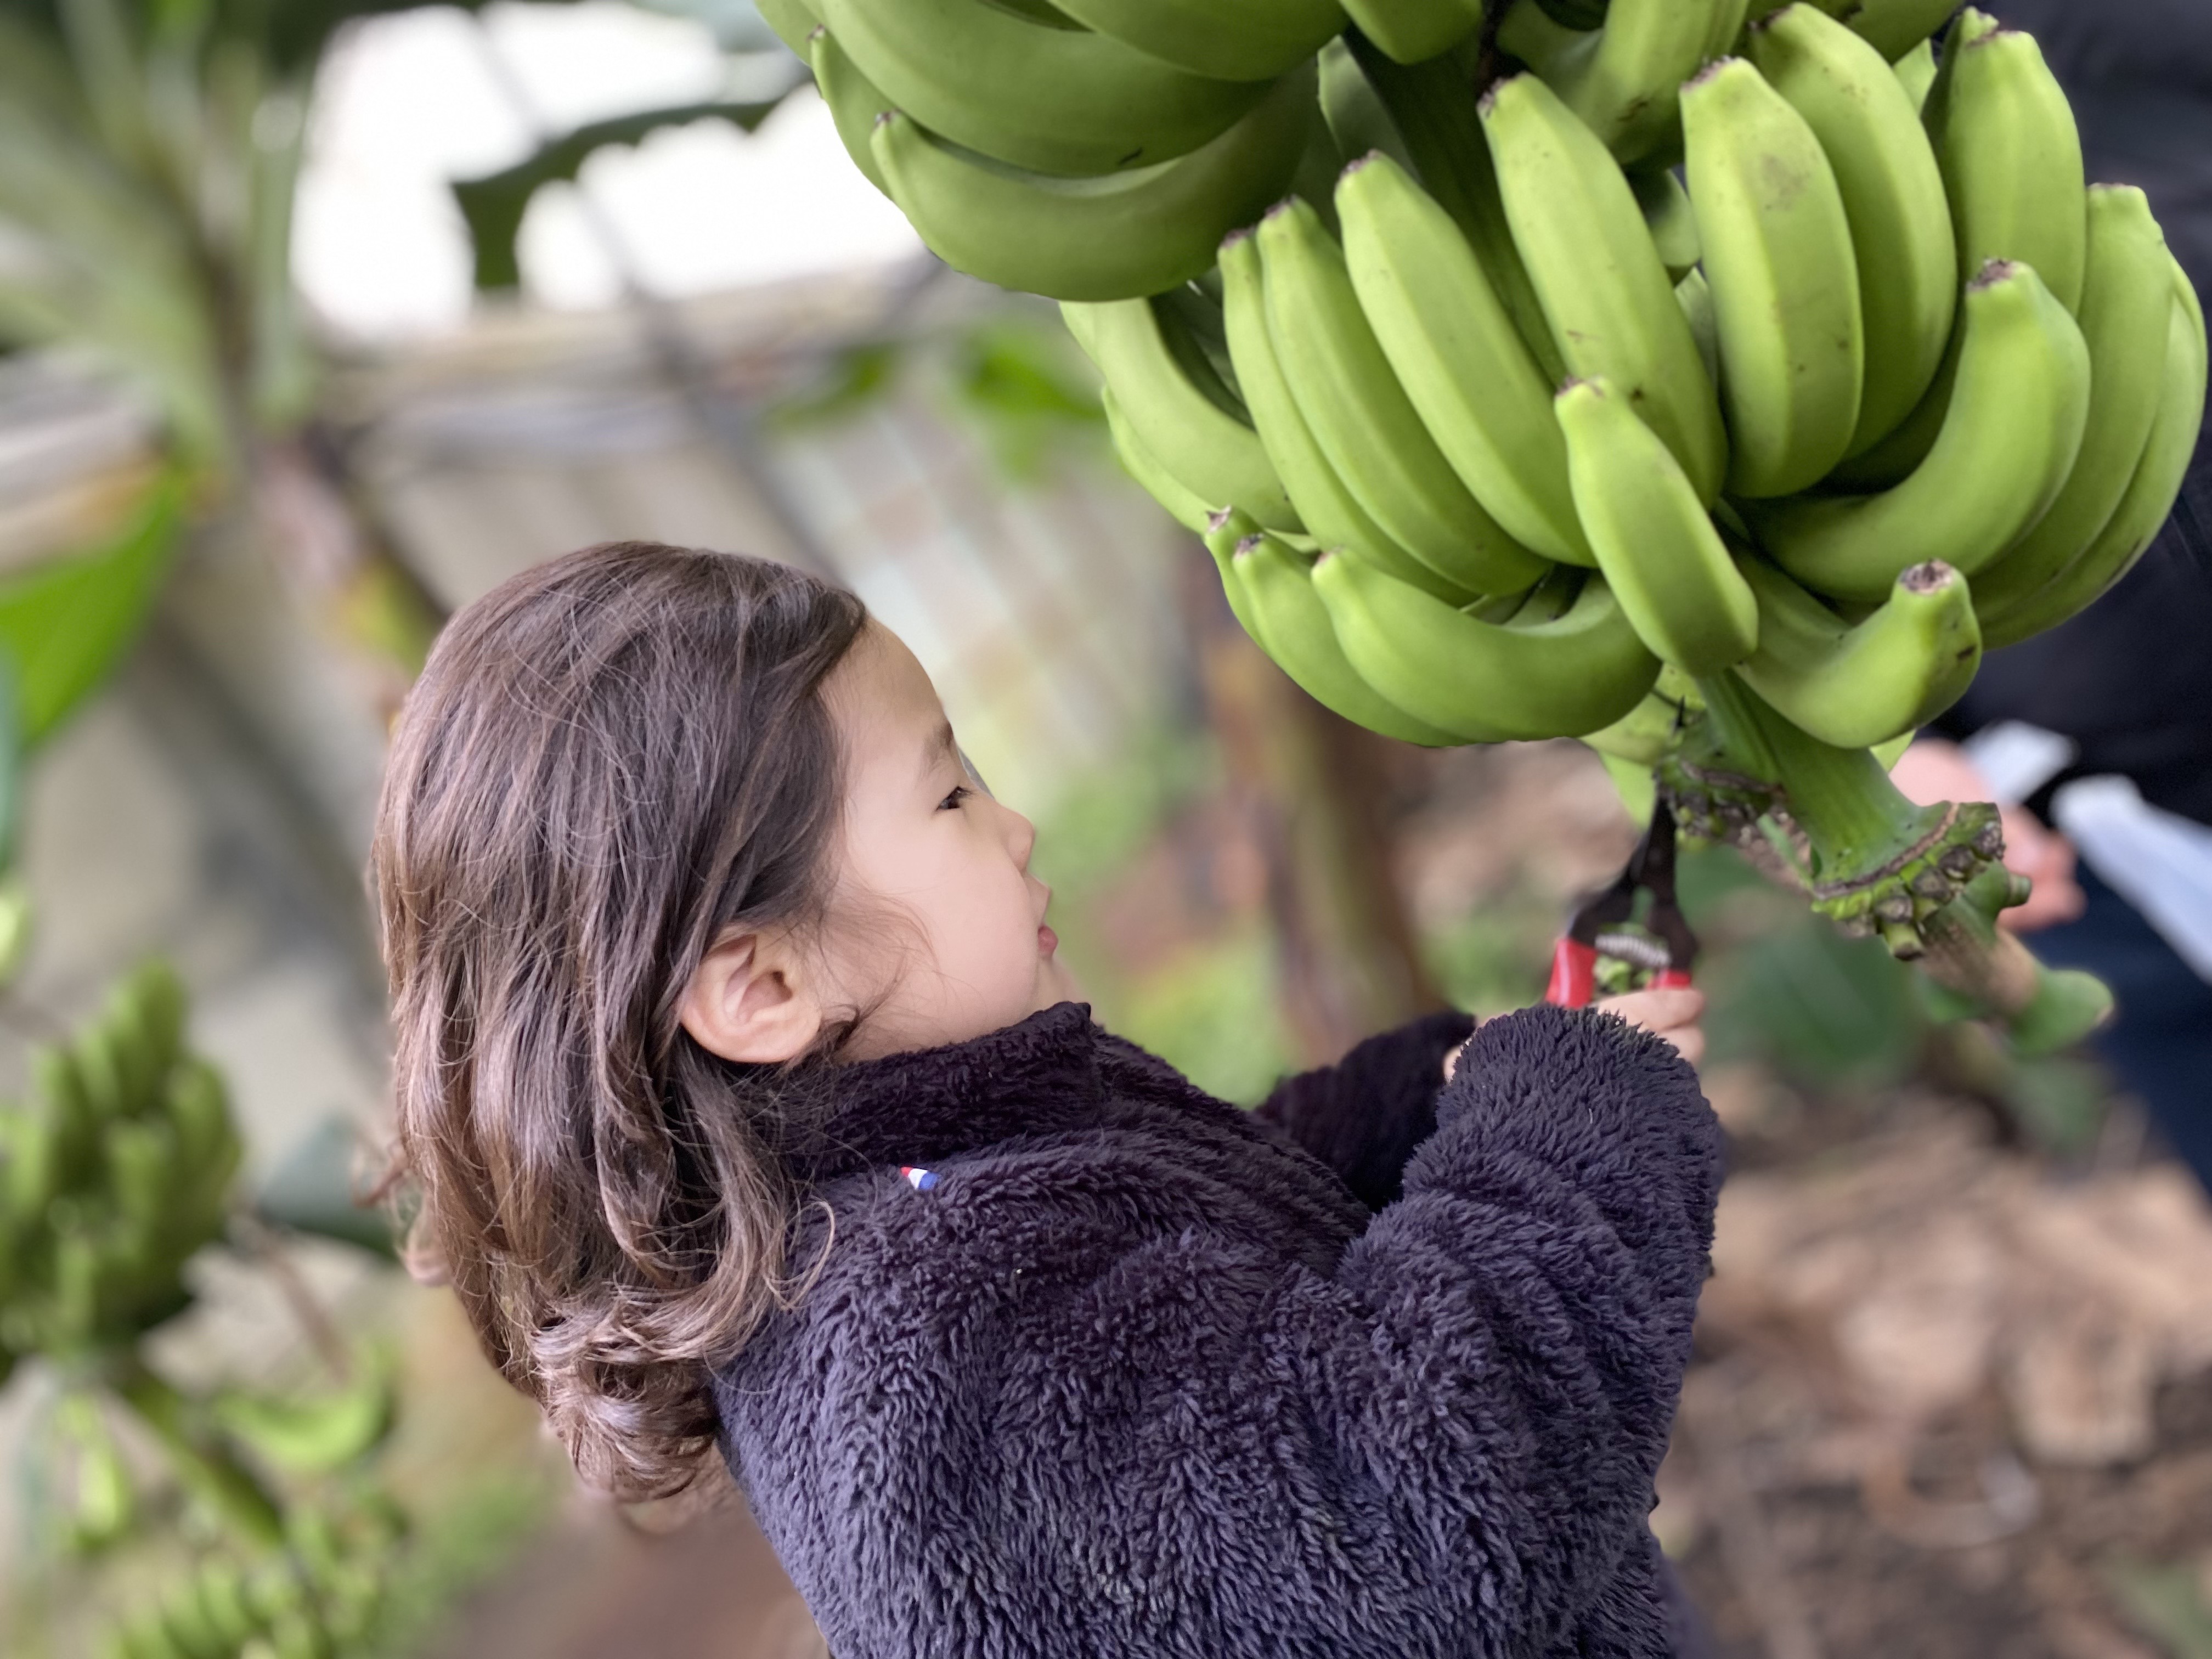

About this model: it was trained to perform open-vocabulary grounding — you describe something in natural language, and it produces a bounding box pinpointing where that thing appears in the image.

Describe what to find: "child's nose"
[1006,806,1037,870]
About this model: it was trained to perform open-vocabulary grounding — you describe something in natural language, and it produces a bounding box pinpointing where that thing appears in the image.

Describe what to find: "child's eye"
[938,785,973,812]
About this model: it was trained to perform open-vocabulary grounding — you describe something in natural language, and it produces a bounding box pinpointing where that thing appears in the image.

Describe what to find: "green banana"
[1677,268,1721,384]
[1338,151,1594,566]
[1748,4,1955,458]
[1556,377,1759,674]
[1633,167,1701,282]
[1204,506,1271,644]
[1683,55,1864,498]
[871,70,1311,303]
[1734,556,1980,747]
[214,1369,394,1475]
[59,1392,134,1549]
[810,26,890,196]
[1312,554,1660,741]
[103,1119,172,1240]
[1046,0,1346,82]
[193,1562,262,1650]
[1218,229,1470,600]
[755,0,820,53]
[1340,0,1481,66]
[1257,195,1550,596]
[1742,258,2090,603]
[1893,37,1937,110]
[1913,5,1999,149]
[1981,272,2208,648]
[1232,533,1462,744]
[1581,675,1700,764]
[1929,22,2087,314]
[1482,72,1730,501]
[3,1089,60,1217]
[1103,390,1215,533]
[1967,186,2176,622]
[1067,295,1299,530]
[820,0,1269,178]
[1847,0,1968,61]
[1319,37,1415,178]
[1346,36,1570,385]
[1498,0,1752,165]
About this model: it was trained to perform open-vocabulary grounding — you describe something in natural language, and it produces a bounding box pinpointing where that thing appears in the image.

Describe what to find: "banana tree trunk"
[1191,567,1440,1068]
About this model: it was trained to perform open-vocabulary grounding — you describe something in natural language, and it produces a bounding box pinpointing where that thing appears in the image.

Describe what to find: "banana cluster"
[1075,5,2203,763]
[105,1501,404,1659]
[755,0,1356,301]
[0,962,241,1371]
[791,0,2207,964]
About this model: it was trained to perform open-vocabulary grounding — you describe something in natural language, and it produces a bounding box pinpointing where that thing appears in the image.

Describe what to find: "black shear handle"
[1545,802,1698,1010]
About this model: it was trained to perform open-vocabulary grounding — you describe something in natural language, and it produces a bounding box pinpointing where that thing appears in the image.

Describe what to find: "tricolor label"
[900,1166,939,1192]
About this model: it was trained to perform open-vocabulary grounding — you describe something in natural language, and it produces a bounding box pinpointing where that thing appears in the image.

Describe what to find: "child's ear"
[680,928,825,1065]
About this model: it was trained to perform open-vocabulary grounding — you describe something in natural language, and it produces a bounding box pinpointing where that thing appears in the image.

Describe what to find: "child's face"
[821,623,1080,1059]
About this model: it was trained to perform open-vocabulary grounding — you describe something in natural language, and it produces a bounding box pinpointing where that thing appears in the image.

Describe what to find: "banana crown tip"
[1262,196,1302,222]
[1341,150,1384,179]
[872,109,896,129]
[1968,256,2023,290]
[808,22,825,40]
[1557,375,1604,399]
[1477,76,1523,118]
[1220,225,1254,252]
[1900,561,1960,594]
[1233,533,1266,556]
[1686,55,1745,89]
[1206,507,1239,533]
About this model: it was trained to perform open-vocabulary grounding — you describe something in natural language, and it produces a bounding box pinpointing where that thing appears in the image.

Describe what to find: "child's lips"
[1039,923,1059,956]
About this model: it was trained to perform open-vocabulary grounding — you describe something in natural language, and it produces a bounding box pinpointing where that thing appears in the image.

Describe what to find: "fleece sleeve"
[1251,1008,1477,1210]
[757,1005,1722,1658]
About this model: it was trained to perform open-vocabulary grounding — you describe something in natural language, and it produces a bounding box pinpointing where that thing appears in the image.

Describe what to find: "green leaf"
[452,94,800,290]
[2107,1557,2212,1659]
[0,469,185,747]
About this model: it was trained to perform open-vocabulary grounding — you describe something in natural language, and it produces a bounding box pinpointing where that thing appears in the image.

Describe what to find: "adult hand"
[1443,985,1708,1082]
[1889,740,2086,933]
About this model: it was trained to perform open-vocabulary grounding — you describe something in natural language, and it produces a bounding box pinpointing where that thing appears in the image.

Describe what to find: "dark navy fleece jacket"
[711,1001,1722,1658]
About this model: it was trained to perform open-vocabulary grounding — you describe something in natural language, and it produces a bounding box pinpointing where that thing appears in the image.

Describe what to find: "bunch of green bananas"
[0,962,242,1370]
[103,1497,405,1659]
[1073,6,2197,993]
[792,0,2206,1042]
[754,0,1348,301]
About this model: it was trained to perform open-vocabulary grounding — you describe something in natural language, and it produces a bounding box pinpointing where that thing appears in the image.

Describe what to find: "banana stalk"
[115,1361,286,1550]
[1672,674,2004,953]
[1652,678,2113,1054]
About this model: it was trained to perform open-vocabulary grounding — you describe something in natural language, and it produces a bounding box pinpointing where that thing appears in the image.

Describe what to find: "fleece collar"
[789,1001,1110,1184]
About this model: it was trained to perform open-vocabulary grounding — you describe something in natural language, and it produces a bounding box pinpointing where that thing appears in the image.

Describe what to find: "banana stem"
[114,1358,286,1550]
[1695,674,1938,877]
[1687,675,2003,951]
[1915,868,2118,1056]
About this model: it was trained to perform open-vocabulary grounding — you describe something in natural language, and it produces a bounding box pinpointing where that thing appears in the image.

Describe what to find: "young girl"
[374,540,1720,1658]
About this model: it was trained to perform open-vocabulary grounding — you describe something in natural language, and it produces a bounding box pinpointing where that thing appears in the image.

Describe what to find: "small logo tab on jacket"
[900,1166,939,1192]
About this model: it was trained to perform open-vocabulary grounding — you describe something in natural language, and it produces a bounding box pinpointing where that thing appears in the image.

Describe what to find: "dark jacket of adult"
[712,1002,1722,1658]
[1937,0,2212,825]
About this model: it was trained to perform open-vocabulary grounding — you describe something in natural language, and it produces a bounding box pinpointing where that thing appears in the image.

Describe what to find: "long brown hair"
[372,541,868,1501]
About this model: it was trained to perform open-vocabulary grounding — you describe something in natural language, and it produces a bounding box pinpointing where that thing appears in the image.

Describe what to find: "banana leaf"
[0,470,185,748]
[452,94,799,290]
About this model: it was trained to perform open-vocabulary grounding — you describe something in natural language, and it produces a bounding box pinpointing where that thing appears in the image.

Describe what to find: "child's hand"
[1595,987,1706,1068]
[1442,986,1708,1083]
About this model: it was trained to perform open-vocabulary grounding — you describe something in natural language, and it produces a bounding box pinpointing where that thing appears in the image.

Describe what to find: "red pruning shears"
[1545,800,1700,1008]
